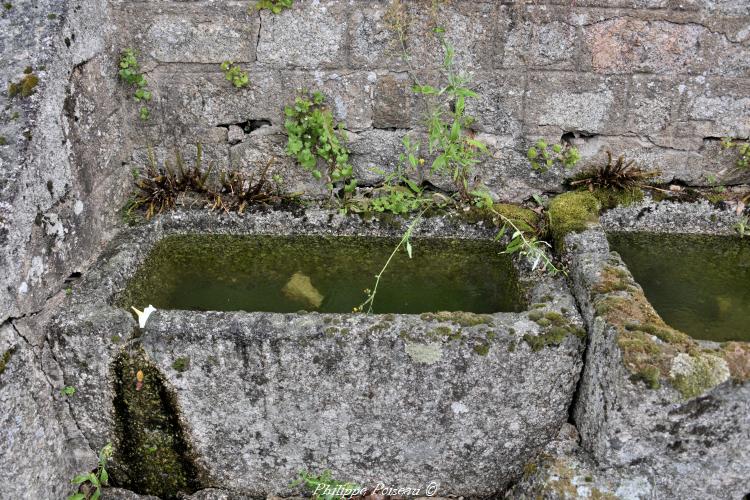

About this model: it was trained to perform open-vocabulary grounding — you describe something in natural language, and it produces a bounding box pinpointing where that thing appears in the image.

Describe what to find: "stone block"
[114,3,257,64]
[256,1,348,69]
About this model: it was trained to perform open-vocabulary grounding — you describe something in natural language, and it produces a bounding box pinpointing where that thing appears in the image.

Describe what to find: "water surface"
[608,232,750,342]
[120,234,524,314]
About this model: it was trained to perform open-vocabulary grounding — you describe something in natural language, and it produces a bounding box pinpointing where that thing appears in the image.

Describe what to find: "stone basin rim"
[70,207,569,318]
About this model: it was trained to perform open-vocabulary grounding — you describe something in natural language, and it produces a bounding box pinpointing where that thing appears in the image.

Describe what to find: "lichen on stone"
[404,341,442,365]
[669,353,730,400]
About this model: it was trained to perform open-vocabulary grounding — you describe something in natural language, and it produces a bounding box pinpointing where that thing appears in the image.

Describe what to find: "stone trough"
[555,201,750,499]
[49,208,585,498]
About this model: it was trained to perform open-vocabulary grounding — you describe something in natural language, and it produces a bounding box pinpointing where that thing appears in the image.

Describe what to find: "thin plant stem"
[356,208,428,314]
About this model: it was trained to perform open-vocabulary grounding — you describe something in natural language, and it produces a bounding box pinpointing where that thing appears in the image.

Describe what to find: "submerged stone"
[282,272,324,309]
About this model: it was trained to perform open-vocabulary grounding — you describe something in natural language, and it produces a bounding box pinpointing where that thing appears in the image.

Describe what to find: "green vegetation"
[67,443,113,500]
[547,191,600,246]
[61,386,76,397]
[8,72,39,98]
[220,61,249,88]
[0,136,7,146]
[354,210,425,313]
[254,0,293,14]
[291,470,361,500]
[569,152,656,209]
[0,347,15,376]
[112,350,203,497]
[721,137,750,170]
[412,30,487,200]
[527,139,580,173]
[118,48,152,121]
[172,356,190,372]
[284,90,355,198]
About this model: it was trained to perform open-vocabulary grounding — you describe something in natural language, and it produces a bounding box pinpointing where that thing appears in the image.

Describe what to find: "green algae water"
[120,234,524,314]
[608,232,750,342]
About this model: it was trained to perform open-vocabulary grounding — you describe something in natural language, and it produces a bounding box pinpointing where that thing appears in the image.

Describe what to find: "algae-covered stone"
[282,272,324,309]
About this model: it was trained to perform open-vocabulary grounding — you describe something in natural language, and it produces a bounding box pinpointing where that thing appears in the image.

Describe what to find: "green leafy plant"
[61,386,76,396]
[471,189,561,274]
[721,137,750,170]
[220,61,249,88]
[68,443,113,500]
[284,90,356,197]
[254,0,293,14]
[569,152,656,192]
[412,30,487,200]
[291,470,362,500]
[118,48,152,121]
[527,139,580,173]
[367,137,431,215]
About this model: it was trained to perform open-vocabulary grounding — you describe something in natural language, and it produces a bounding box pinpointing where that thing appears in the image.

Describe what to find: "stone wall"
[2,0,750,324]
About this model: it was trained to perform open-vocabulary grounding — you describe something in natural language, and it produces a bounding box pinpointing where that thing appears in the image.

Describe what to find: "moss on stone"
[473,343,490,356]
[547,191,601,246]
[0,136,7,146]
[421,311,493,327]
[591,187,644,209]
[111,350,204,497]
[171,357,190,373]
[527,310,544,321]
[523,329,568,352]
[0,347,16,376]
[431,326,453,337]
[535,318,552,327]
[8,73,39,98]
[592,263,744,399]
[669,353,730,399]
[461,203,541,235]
[630,364,661,390]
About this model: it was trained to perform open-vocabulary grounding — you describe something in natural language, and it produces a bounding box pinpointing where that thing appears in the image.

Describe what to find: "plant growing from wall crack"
[721,137,750,170]
[412,29,487,201]
[220,61,249,88]
[254,0,293,14]
[118,48,152,121]
[284,90,356,200]
[68,443,113,500]
[472,189,561,274]
[527,139,580,173]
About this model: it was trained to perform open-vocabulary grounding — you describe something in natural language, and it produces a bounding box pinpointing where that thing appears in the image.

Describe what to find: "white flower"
[131,305,156,329]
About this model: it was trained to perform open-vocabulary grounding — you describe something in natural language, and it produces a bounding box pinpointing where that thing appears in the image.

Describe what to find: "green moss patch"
[420,311,494,327]
[171,356,190,373]
[111,350,205,498]
[8,73,39,98]
[0,346,16,376]
[522,311,586,352]
[590,187,643,210]
[462,203,542,235]
[548,191,600,246]
[592,265,744,398]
